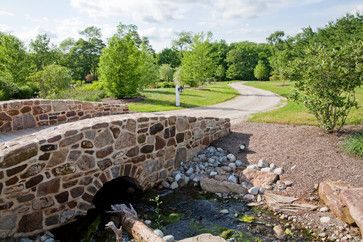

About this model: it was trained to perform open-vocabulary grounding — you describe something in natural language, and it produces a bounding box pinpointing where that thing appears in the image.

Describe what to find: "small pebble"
[320,216,331,223]
[319,207,329,212]
[248,186,259,195]
[220,209,229,214]
[154,229,164,237]
[227,154,236,162]
[273,167,284,175]
[163,235,175,242]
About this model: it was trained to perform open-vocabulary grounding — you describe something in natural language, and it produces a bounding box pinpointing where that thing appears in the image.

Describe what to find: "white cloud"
[70,0,191,22]
[0,10,13,16]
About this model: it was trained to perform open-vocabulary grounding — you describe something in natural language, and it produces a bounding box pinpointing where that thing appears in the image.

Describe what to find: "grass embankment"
[343,132,363,159]
[245,81,363,126]
[128,81,238,112]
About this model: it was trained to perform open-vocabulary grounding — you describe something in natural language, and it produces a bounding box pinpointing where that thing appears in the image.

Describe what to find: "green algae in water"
[239,214,255,223]
[165,213,183,224]
[220,229,264,242]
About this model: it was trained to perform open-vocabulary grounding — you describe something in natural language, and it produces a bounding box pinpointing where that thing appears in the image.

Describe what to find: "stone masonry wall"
[0,99,129,133]
[0,113,230,238]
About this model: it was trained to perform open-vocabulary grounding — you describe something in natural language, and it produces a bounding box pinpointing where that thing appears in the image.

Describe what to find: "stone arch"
[92,176,142,211]
[0,113,230,238]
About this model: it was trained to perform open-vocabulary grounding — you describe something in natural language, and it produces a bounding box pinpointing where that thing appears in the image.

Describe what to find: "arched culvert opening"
[52,176,143,242]
[93,176,143,211]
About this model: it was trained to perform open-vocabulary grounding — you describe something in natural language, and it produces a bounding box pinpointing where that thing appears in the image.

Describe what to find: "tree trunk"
[119,214,165,242]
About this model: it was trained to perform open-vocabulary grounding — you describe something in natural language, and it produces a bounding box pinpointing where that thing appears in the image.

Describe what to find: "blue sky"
[0,0,362,51]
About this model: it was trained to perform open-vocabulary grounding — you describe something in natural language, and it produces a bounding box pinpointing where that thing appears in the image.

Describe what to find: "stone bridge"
[0,99,128,133]
[0,112,230,238]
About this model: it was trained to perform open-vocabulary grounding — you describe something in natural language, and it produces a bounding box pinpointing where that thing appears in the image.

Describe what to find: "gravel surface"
[213,122,363,199]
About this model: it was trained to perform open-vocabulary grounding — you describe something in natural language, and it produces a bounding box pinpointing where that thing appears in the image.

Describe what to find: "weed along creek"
[46,146,314,242]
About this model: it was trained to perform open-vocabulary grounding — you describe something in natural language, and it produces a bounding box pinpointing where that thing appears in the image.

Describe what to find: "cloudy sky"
[0,0,362,51]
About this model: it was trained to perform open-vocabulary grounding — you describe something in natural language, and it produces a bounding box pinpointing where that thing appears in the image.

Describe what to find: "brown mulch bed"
[212,122,363,199]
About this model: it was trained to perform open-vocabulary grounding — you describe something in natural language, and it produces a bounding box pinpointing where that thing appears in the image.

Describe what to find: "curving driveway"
[151,82,283,124]
[0,82,282,142]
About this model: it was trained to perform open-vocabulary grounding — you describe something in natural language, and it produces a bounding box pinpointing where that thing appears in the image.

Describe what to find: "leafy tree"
[173,67,182,85]
[254,60,269,80]
[172,31,192,57]
[210,40,229,80]
[226,42,271,80]
[99,23,158,98]
[159,64,174,82]
[0,32,31,84]
[215,65,226,81]
[180,32,216,87]
[29,34,59,71]
[157,48,181,68]
[31,64,72,98]
[59,38,75,53]
[63,26,105,81]
[289,42,363,133]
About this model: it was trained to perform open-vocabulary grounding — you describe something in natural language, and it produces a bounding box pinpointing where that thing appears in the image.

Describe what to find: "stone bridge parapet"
[0,99,129,133]
[0,113,230,238]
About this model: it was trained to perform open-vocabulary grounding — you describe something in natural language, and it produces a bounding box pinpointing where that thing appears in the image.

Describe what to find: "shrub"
[254,60,269,80]
[289,41,363,133]
[159,64,174,82]
[30,64,72,98]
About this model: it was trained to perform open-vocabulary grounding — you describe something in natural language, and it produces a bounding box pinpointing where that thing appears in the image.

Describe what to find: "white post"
[175,85,180,107]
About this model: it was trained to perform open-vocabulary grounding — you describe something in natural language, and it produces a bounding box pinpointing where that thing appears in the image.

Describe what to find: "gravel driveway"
[151,82,283,124]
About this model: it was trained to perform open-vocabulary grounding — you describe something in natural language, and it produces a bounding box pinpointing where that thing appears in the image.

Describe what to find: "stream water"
[51,185,316,242]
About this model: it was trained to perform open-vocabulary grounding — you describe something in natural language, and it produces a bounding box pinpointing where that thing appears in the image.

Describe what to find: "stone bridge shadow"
[0,113,230,238]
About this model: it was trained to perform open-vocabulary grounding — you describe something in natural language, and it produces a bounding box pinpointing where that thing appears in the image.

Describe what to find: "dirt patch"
[212,122,363,199]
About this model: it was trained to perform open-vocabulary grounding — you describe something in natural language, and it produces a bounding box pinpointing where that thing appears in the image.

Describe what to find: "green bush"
[159,64,174,82]
[99,24,158,98]
[52,84,106,101]
[254,60,269,80]
[289,41,363,133]
[343,132,363,159]
[29,64,72,98]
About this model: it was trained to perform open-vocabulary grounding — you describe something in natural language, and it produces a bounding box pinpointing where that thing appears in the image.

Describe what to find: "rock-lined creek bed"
[50,187,314,242]
[7,145,361,241]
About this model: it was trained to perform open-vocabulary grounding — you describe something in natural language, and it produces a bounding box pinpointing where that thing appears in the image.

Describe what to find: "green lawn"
[244,81,363,126]
[128,81,239,112]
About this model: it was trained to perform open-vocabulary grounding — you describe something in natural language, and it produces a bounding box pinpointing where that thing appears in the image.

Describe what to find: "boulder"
[240,168,278,187]
[200,178,247,195]
[340,188,363,236]
[318,180,355,224]
[179,233,226,242]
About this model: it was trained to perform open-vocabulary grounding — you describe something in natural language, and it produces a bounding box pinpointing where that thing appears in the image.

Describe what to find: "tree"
[180,32,216,87]
[215,65,226,81]
[99,23,158,98]
[0,32,31,84]
[157,48,181,68]
[226,42,271,80]
[210,40,229,80]
[159,64,174,82]
[254,60,269,80]
[172,31,192,57]
[31,64,72,98]
[289,41,363,133]
[29,34,59,71]
[63,26,105,81]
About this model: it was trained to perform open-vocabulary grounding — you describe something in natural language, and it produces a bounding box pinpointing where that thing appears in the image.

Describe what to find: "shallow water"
[52,186,315,242]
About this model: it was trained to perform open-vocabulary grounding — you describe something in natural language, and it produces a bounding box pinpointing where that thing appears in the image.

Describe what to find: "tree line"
[0,13,362,132]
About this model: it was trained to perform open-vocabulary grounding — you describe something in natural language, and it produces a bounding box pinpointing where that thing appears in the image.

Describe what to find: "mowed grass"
[128,81,239,112]
[245,81,363,126]
[343,132,363,159]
